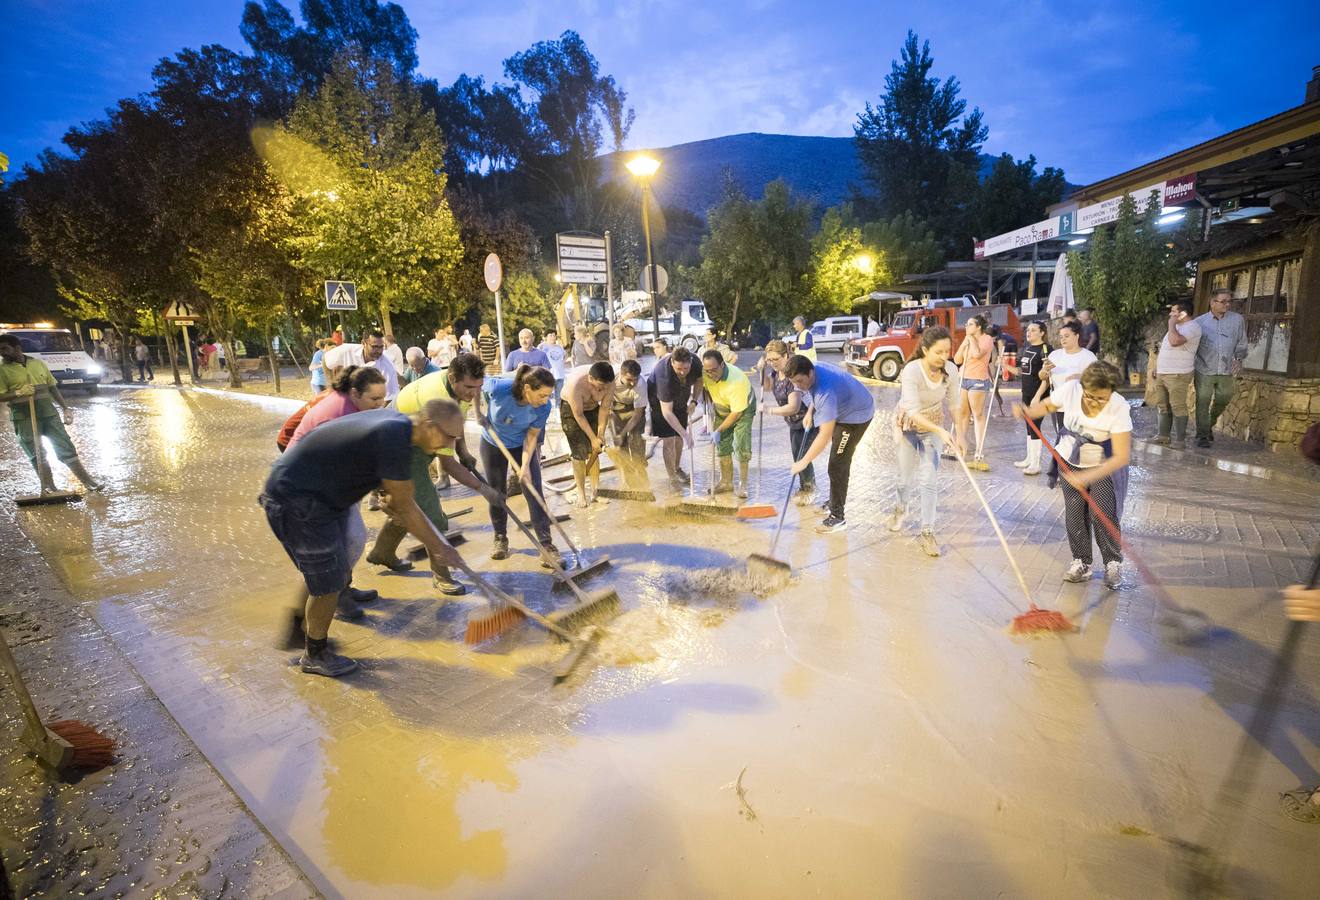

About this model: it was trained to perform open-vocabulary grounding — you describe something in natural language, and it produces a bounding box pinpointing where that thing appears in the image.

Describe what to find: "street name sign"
[556,233,609,285]
[325,280,358,311]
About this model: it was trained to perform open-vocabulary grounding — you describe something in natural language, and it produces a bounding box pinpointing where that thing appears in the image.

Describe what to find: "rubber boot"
[1154,410,1173,444]
[736,460,749,499]
[1014,438,1031,468]
[1023,439,1042,476]
[715,456,734,494]
[66,458,103,492]
[366,520,411,570]
[1171,415,1189,450]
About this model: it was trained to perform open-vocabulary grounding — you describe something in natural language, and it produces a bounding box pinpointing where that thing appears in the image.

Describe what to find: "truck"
[844,297,1023,382]
[559,288,714,353]
[0,323,104,393]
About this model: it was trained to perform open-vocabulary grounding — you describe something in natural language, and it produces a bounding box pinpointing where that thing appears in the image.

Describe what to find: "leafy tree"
[690,178,814,334]
[854,30,987,257]
[0,187,63,323]
[275,49,463,336]
[806,204,892,318]
[862,211,944,280]
[1067,191,1190,373]
[976,153,1067,239]
[477,270,554,340]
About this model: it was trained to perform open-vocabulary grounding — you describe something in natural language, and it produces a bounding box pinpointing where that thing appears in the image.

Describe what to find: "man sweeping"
[260,399,470,677]
[366,353,501,596]
[609,358,649,489]
[701,350,756,499]
[786,356,874,534]
[648,346,703,490]
[0,334,103,494]
[560,361,616,507]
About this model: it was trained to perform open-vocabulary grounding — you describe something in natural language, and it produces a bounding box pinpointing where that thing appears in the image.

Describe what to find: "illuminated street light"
[852,253,874,275]
[627,154,662,341]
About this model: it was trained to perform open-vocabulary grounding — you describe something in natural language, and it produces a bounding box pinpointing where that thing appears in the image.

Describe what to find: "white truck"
[622,295,714,353]
[0,323,104,393]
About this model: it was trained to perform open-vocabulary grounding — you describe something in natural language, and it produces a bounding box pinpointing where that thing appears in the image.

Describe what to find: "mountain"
[602,132,1000,217]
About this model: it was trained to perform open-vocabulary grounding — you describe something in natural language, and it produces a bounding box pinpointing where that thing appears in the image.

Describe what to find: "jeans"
[789,423,816,489]
[1194,373,1235,438]
[826,420,870,519]
[479,439,551,542]
[896,429,942,530]
[552,378,564,408]
[136,360,153,381]
[259,490,363,597]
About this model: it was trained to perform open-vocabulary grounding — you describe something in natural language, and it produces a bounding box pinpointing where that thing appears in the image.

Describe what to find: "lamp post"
[626,154,662,345]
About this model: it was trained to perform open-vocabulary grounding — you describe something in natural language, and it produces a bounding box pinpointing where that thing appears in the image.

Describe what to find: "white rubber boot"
[1023,439,1043,476]
[1013,438,1031,468]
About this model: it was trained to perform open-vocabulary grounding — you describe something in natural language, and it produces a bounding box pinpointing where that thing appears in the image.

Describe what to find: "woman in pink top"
[953,315,995,469]
[287,366,388,449]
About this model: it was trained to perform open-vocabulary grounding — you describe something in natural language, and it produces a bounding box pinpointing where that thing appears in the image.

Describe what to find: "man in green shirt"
[0,334,102,492]
[367,352,500,594]
[700,349,756,498]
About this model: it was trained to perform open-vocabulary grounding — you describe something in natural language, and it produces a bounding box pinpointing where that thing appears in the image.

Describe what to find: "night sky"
[5,0,1319,185]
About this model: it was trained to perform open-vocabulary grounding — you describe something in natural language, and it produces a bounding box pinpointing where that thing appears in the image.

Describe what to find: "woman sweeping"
[760,340,817,505]
[889,326,959,558]
[953,315,994,470]
[1015,361,1130,590]
[479,364,560,564]
[1008,320,1051,476]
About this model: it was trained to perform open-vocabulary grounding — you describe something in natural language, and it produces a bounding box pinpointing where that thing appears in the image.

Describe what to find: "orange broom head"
[48,720,116,771]
[464,606,525,645]
[735,504,777,519]
[1010,605,1077,636]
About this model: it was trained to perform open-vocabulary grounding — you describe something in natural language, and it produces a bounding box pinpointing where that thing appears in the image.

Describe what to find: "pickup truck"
[845,300,1023,381]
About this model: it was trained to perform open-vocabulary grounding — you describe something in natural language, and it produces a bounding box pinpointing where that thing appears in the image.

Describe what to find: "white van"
[781,315,864,354]
[0,324,104,392]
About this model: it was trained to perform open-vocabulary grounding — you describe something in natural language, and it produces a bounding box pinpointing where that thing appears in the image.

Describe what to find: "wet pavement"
[2,377,1319,899]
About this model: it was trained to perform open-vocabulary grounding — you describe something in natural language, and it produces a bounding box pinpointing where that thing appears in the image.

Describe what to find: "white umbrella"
[1046,253,1074,318]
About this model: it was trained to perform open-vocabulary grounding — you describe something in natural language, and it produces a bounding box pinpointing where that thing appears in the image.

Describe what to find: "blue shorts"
[259,491,352,596]
[962,378,993,392]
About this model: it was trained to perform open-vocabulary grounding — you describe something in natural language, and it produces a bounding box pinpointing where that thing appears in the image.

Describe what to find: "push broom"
[736,379,777,519]
[745,431,812,585]
[0,626,114,772]
[15,395,81,507]
[677,401,740,517]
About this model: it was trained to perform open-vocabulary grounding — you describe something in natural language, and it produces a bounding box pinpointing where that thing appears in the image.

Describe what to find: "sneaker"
[1196,437,1211,449]
[539,543,564,569]
[972,457,991,472]
[735,484,748,500]
[300,649,358,678]
[435,473,452,491]
[815,515,847,534]
[1023,463,1041,476]
[335,590,365,621]
[344,585,378,604]
[669,475,688,491]
[490,534,510,561]
[919,530,941,557]
[432,571,468,597]
[887,506,906,532]
[1063,559,1093,583]
[366,553,413,572]
[1103,561,1122,590]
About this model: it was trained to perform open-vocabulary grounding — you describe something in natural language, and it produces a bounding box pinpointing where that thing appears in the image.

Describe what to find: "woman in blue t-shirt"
[479,364,557,563]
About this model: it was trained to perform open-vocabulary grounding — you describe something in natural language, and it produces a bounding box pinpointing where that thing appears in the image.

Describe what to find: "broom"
[946,442,1075,634]
[494,503,620,630]
[15,395,81,507]
[1022,412,1213,642]
[0,627,114,772]
[737,380,776,519]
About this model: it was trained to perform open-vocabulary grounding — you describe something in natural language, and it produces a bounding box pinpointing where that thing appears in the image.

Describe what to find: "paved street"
[2,379,1319,898]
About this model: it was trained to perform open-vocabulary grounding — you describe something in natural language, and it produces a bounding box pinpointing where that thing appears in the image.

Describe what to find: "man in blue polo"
[786,356,875,534]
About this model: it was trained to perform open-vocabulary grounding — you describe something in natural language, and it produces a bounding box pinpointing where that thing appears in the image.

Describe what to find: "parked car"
[845,300,1023,381]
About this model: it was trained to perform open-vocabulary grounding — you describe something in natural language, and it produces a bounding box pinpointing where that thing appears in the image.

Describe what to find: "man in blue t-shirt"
[786,357,875,534]
[503,328,551,371]
[260,401,469,678]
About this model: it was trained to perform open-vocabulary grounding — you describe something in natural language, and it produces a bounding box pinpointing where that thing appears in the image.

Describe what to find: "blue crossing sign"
[325,280,358,311]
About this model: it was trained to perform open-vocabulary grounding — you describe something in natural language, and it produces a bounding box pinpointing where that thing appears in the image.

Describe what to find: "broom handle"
[478,396,584,558]
[766,422,809,558]
[447,547,577,641]
[949,444,1034,609]
[502,502,594,605]
[28,394,51,487]
[0,626,54,740]
[708,400,717,499]
[975,352,1001,456]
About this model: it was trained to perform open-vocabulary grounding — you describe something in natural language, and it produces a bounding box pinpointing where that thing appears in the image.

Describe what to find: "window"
[12,331,79,353]
[1219,255,1300,374]
[830,321,856,335]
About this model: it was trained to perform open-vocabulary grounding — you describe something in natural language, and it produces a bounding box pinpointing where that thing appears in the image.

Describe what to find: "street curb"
[1131,438,1320,489]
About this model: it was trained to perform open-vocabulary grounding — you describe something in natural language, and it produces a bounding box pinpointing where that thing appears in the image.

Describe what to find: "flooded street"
[3,381,1319,898]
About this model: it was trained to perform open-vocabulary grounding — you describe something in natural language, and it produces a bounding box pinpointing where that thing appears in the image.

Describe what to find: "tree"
[690,178,814,335]
[862,211,944,280]
[477,270,553,339]
[806,204,893,319]
[1067,191,1191,373]
[976,153,1067,239]
[853,30,987,257]
[275,49,463,336]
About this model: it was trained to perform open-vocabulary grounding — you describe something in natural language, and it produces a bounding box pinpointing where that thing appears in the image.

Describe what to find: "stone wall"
[1217,372,1320,448]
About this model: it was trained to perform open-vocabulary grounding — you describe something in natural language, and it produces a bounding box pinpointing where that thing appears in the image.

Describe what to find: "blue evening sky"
[4,0,1318,184]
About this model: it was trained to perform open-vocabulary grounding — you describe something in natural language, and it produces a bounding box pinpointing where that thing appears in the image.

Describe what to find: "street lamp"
[626,154,662,343]
[852,253,874,275]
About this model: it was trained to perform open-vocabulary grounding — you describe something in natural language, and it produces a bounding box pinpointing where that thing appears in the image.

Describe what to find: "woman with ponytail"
[480,363,558,562]
[286,366,388,450]
[890,326,959,557]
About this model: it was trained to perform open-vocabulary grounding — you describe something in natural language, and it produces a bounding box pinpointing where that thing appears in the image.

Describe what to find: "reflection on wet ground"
[4,383,1319,898]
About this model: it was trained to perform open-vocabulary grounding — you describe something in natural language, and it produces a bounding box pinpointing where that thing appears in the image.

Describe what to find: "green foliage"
[806,204,893,318]
[689,178,814,334]
[854,30,987,256]
[1067,191,1191,367]
[862,211,944,279]
[277,49,463,334]
[976,153,1067,239]
[478,270,553,338]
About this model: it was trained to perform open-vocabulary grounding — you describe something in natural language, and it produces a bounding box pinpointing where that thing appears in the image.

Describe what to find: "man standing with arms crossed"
[647,346,703,491]
[701,350,756,499]
[1192,288,1247,448]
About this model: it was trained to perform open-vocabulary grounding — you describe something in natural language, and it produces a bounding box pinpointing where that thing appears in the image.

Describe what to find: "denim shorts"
[962,378,993,392]
[259,491,351,596]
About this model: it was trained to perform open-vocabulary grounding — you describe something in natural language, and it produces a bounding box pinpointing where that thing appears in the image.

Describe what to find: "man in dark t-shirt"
[647,347,703,489]
[260,401,469,677]
[1078,308,1101,354]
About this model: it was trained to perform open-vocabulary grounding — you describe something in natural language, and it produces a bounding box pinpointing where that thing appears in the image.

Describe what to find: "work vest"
[795,328,817,362]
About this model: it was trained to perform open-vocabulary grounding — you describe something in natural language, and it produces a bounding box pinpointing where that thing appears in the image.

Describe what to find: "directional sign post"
[556,233,609,285]
[484,253,506,368]
[163,300,200,383]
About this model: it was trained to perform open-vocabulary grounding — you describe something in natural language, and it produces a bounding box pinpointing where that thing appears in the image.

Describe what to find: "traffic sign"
[325,280,358,311]
[163,300,198,324]
[556,233,609,285]
[484,253,503,292]
[640,264,669,295]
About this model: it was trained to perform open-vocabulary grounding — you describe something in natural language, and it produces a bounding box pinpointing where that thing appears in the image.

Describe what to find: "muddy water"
[5,384,1320,898]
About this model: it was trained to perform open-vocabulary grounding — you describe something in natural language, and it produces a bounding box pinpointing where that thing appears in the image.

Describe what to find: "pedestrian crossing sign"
[325,280,358,311]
